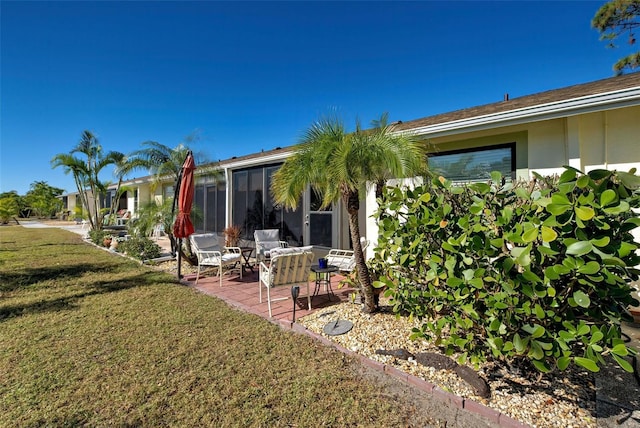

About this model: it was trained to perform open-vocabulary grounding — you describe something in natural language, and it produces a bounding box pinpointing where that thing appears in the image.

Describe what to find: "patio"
[178,260,358,323]
[148,231,358,322]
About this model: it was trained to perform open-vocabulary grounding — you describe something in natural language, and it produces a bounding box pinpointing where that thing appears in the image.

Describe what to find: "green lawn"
[0,227,436,427]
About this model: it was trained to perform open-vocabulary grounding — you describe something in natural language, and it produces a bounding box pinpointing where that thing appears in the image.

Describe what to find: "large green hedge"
[374,167,640,373]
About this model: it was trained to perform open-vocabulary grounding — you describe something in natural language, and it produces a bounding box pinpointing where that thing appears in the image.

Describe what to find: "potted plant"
[223,224,242,247]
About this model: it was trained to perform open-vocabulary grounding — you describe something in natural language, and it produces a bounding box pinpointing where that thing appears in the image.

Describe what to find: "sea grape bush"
[373,167,640,373]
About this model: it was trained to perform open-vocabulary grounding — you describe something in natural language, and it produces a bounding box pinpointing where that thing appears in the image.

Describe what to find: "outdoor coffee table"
[239,247,255,273]
[310,264,338,301]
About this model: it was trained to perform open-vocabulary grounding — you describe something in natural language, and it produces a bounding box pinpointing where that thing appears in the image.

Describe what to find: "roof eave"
[220,150,292,170]
[404,86,640,139]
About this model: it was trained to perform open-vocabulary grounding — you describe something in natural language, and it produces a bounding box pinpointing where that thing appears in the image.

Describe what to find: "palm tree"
[272,113,428,313]
[127,138,218,262]
[52,131,124,231]
[129,141,190,183]
[106,151,144,220]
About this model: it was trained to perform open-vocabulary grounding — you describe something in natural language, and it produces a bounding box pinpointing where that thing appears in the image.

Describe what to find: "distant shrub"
[119,236,161,261]
[374,167,640,374]
[0,197,19,224]
[88,229,110,246]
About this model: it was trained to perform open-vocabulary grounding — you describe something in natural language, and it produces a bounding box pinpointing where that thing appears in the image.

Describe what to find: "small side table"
[239,247,255,273]
[310,264,338,301]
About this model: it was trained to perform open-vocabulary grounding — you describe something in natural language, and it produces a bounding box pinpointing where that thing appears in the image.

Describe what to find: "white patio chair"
[151,223,164,240]
[259,248,314,317]
[190,233,242,287]
[254,229,288,264]
[325,237,370,273]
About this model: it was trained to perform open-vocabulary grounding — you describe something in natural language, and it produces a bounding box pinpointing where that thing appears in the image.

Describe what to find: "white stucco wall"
[527,106,640,176]
[364,104,640,266]
[527,119,567,175]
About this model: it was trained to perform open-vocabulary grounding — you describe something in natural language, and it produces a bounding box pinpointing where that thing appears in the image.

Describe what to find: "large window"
[194,180,226,234]
[232,164,303,246]
[309,188,332,247]
[428,143,515,183]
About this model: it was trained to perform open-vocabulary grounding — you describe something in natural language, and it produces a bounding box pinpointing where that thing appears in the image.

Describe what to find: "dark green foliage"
[118,236,162,261]
[374,167,640,373]
[24,181,64,218]
[592,0,640,74]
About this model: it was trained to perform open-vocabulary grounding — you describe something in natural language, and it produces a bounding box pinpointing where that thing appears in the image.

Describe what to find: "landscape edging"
[277,318,531,428]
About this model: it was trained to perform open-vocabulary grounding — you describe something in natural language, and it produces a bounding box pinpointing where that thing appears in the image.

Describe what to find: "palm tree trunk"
[74,176,94,231]
[343,189,377,313]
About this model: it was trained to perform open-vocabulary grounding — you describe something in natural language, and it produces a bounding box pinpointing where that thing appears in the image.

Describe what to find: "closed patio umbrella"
[173,151,196,278]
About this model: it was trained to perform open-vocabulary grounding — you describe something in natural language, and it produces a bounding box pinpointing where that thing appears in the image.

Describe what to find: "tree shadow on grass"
[0,269,179,322]
[0,263,117,293]
[1,241,90,251]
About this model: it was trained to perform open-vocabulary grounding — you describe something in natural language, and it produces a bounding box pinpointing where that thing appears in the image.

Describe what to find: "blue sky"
[0,1,626,195]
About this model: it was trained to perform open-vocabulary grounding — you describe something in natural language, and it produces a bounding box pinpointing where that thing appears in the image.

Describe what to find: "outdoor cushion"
[269,246,313,258]
[261,241,282,250]
[190,233,221,252]
[260,241,282,258]
[200,252,241,265]
[254,229,288,262]
[190,233,242,286]
[255,229,280,241]
[326,249,354,271]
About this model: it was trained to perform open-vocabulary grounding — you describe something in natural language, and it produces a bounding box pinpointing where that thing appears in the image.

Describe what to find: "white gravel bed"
[298,300,596,428]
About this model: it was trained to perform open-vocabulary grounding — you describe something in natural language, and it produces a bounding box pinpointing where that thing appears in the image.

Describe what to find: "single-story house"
[61,72,640,253]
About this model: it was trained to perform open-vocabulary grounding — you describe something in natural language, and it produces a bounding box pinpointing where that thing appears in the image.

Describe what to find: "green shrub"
[87,229,111,246]
[374,167,640,373]
[0,197,19,224]
[119,236,162,261]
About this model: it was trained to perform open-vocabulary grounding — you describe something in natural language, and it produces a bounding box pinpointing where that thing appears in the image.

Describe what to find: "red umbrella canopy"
[173,152,196,238]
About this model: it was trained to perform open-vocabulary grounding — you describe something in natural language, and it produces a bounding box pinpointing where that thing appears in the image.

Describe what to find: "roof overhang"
[403,86,640,139]
[220,150,292,170]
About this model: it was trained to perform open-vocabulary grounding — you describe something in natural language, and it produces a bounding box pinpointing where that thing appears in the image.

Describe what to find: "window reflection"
[194,180,226,234]
[429,144,515,183]
[232,164,303,246]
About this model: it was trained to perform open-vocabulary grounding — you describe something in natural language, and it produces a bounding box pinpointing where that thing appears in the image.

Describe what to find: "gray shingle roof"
[220,73,640,165]
[394,73,640,131]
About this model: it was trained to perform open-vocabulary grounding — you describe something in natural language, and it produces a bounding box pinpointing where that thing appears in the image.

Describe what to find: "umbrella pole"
[177,238,182,279]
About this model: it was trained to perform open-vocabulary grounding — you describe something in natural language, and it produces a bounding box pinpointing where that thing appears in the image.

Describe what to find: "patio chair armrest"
[259,261,270,273]
[198,250,223,258]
